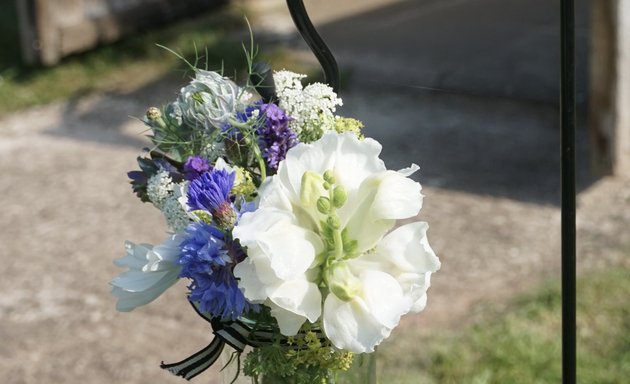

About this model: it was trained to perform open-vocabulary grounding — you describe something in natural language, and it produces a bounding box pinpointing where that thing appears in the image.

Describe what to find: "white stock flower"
[111,234,184,312]
[233,132,440,353]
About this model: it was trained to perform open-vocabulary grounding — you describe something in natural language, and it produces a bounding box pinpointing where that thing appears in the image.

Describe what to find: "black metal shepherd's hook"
[560,0,576,383]
[252,0,340,102]
[286,0,340,92]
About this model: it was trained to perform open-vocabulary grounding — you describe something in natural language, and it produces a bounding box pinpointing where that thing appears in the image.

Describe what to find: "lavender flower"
[256,103,298,169]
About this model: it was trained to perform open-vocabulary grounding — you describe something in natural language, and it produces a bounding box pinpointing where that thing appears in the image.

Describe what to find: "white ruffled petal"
[268,279,322,322]
[370,171,423,220]
[257,223,321,279]
[409,272,432,313]
[359,270,410,329]
[323,294,391,353]
[367,222,440,313]
[233,258,268,303]
[279,133,386,206]
[257,176,293,212]
[269,303,308,336]
[341,176,394,252]
[376,222,440,273]
[397,163,420,177]
[234,208,322,280]
[332,134,386,192]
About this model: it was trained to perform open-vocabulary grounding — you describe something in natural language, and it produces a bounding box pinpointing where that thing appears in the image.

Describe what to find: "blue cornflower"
[257,103,298,169]
[183,156,210,181]
[187,169,237,229]
[178,223,254,320]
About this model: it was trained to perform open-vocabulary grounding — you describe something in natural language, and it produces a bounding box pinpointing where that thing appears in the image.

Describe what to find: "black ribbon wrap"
[161,302,327,380]
[160,302,267,380]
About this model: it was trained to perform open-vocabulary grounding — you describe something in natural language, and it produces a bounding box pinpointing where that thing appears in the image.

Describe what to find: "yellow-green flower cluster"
[285,331,354,372]
[335,117,364,139]
[230,166,256,200]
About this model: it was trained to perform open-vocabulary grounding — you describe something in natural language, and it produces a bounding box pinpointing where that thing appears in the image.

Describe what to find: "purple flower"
[187,168,237,229]
[256,103,298,170]
[178,223,254,320]
[183,156,210,181]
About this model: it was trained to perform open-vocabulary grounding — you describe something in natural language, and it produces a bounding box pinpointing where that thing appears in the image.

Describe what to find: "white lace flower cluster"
[147,169,190,232]
[273,70,343,142]
[147,169,174,209]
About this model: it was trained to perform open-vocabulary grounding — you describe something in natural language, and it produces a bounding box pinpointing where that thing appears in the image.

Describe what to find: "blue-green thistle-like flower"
[177,70,242,130]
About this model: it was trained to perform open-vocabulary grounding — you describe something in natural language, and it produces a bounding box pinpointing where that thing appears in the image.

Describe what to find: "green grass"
[377,266,630,384]
[0,3,312,116]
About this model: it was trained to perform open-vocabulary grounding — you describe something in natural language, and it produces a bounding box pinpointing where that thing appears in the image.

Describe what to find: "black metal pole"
[560,0,576,383]
[286,0,340,92]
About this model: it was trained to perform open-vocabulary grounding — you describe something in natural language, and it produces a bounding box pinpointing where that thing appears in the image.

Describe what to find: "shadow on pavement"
[44,0,594,206]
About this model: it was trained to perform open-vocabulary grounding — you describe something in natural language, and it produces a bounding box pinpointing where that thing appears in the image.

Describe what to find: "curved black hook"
[286,0,340,93]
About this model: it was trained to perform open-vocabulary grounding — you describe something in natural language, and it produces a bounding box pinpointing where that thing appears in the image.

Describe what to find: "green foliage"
[242,327,353,384]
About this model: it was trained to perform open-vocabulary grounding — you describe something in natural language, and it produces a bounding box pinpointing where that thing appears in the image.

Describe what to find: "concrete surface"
[1,1,629,383]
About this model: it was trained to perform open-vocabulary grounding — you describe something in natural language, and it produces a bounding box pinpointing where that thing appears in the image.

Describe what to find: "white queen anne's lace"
[147,169,174,210]
[273,70,342,141]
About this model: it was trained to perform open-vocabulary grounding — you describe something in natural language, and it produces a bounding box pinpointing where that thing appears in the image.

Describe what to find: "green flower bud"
[325,262,361,302]
[327,215,341,230]
[323,170,336,184]
[145,107,166,129]
[317,196,331,214]
[332,186,347,208]
[146,107,161,121]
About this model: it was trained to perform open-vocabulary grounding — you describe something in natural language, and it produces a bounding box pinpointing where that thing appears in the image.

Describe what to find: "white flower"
[111,234,184,311]
[233,132,440,353]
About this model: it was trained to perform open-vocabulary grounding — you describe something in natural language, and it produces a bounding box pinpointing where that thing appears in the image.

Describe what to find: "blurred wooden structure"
[16,0,228,66]
[590,0,630,177]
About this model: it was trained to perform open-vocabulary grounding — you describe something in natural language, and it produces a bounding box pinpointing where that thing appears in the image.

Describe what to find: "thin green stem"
[332,229,343,260]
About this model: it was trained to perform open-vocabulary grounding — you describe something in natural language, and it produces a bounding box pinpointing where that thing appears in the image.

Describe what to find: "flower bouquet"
[111,48,440,383]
